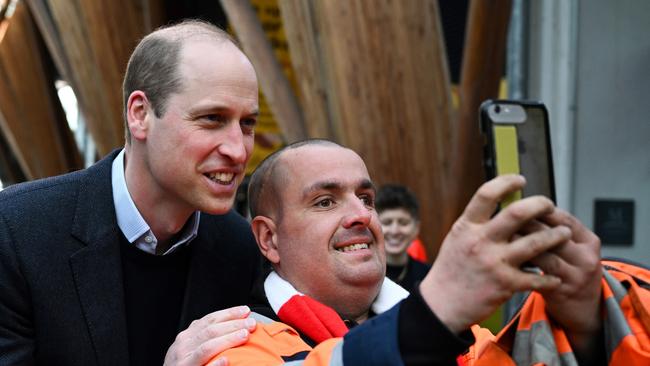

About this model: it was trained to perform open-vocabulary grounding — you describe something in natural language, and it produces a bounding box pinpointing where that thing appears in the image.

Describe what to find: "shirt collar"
[111,149,200,255]
[264,271,409,316]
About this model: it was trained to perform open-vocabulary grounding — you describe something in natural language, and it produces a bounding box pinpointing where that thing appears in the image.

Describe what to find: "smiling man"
[0,20,262,366]
[207,139,614,365]
[249,140,396,328]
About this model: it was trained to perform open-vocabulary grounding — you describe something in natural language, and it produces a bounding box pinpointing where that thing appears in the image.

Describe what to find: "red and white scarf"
[264,271,409,343]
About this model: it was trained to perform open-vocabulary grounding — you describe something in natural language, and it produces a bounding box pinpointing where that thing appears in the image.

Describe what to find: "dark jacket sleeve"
[0,211,35,365]
[342,284,474,365]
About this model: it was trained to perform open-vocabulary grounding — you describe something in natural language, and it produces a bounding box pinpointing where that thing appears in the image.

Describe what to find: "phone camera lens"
[494,105,501,114]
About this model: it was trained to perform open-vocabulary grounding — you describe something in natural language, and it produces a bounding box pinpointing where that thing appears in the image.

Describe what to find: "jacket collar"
[263,272,409,343]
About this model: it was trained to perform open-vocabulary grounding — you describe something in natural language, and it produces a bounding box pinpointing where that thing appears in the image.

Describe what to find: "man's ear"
[126,91,150,141]
[251,216,280,264]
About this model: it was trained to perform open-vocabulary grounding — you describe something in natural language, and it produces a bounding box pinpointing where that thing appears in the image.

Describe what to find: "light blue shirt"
[111,149,200,255]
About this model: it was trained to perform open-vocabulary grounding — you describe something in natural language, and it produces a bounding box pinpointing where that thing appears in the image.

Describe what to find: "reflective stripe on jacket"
[460,259,650,366]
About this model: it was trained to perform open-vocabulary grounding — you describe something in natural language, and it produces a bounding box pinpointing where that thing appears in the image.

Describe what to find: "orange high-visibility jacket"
[213,260,650,365]
[461,259,650,366]
[212,313,343,366]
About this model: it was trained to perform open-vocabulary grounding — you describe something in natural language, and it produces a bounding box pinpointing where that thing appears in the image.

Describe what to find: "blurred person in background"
[376,184,431,293]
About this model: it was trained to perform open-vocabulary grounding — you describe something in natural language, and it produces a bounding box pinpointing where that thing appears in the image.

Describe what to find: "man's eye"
[203,114,225,123]
[315,198,334,208]
[241,118,257,128]
[360,195,374,207]
[240,118,257,134]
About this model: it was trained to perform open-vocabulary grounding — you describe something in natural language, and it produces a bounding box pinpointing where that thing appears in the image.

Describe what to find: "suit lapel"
[69,150,129,366]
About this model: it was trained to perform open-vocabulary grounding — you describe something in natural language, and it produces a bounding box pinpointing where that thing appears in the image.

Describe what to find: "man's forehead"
[282,145,367,172]
[278,144,373,192]
[300,177,374,199]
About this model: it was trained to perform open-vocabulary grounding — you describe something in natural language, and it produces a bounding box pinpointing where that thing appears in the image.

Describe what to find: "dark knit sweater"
[120,236,192,366]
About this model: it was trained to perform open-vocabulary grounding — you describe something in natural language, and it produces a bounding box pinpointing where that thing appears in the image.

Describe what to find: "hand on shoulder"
[164,306,256,366]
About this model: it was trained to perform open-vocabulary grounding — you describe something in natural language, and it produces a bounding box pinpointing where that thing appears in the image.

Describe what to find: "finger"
[196,306,251,328]
[529,250,574,279]
[517,215,585,265]
[505,225,572,265]
[541,208,600,245]
[462,175,526,223]
[540,235,587,267]
[539,209,601,270]
[486,196,556,241]
[517,218,548,236]
[195,318,257,344]
[509,270,562,292]
[192,329,250,365]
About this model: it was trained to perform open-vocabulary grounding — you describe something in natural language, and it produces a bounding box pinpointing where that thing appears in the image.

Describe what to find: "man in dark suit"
[0,20,261,366]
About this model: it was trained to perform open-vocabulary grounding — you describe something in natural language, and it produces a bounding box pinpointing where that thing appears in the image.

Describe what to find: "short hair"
[375,184,420,221]
[248,139,343,219]
[122,19,238,143]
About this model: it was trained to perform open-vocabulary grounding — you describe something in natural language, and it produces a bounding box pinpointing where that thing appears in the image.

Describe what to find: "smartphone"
[480,100,556,209]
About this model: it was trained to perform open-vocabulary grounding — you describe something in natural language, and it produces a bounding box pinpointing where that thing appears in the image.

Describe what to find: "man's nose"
[342,199,372,228]
[217,121,247,164]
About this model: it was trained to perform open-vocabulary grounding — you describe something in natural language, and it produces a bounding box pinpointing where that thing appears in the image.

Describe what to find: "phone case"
[479,99,556,206]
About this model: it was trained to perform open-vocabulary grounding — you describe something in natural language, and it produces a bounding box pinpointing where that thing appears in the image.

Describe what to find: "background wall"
[574,0,649,262]
[527,0,649,264]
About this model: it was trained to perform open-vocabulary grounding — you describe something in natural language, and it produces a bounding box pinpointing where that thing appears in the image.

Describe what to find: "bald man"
[209,139,606,365]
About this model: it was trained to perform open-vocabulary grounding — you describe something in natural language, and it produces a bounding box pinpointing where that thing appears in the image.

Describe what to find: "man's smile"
[205,171,235,184]
[336,243,370,252]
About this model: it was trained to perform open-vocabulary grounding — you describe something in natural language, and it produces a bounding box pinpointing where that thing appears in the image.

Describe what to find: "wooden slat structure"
[0,2,81,180]
[220,0,307,143]
[452,0,513,219]
[279,0,457,256]
[277,1,337,140]
[0,0,511,258]
[25,0,155,156]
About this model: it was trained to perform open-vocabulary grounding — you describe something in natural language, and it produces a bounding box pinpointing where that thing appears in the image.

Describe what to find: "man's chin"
[342,267,385,287]
[200,196,237,215]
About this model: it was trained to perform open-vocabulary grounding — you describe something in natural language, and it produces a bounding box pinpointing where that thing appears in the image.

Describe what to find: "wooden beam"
[140,0,166,34]
[0,122,27,186]
[220,0,307,143]
[452,0,512,216]
[279,0,454,257]
[278,0,338,140]
[26,0,152,156]
[0,2,81,179]
[25,0,73,89]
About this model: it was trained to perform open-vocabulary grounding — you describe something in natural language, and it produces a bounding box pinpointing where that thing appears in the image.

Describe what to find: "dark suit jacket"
[0,150,261,365]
